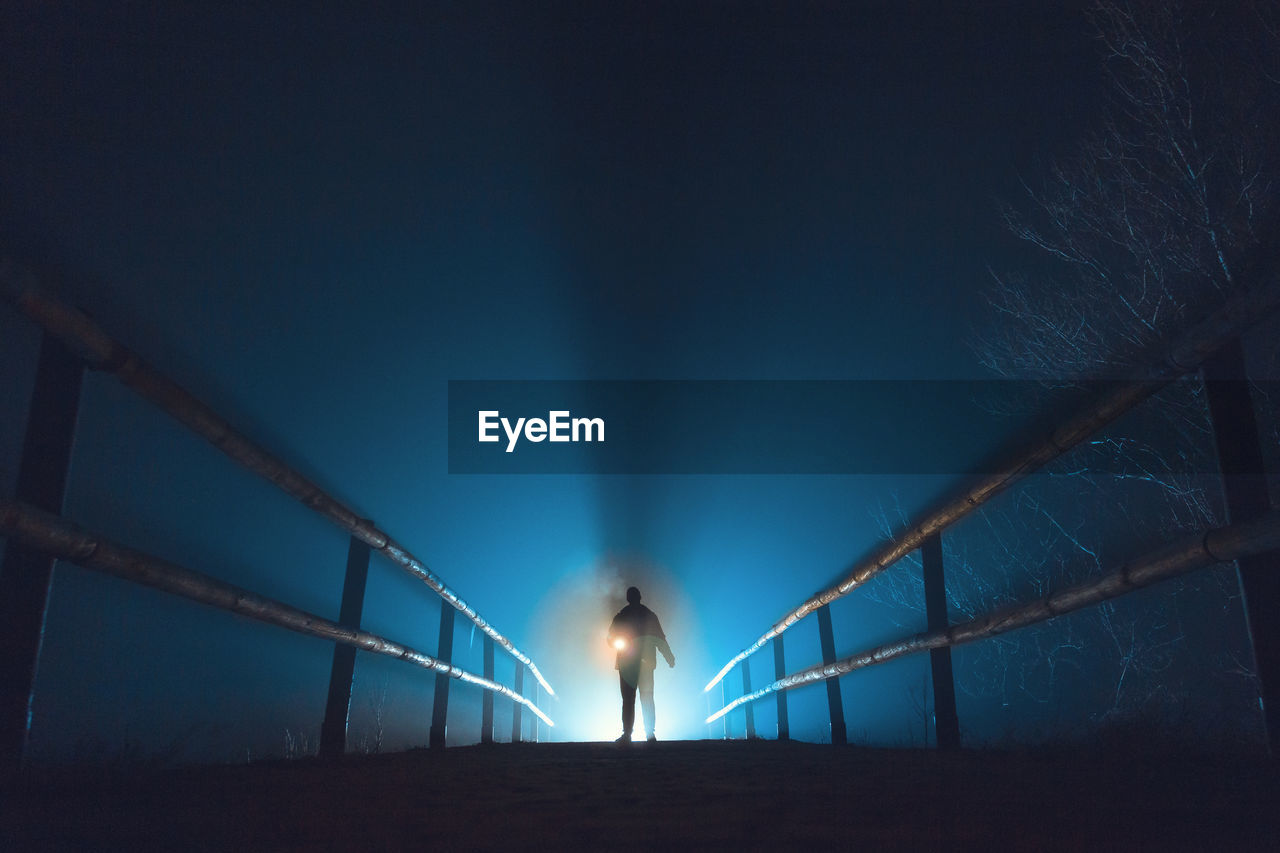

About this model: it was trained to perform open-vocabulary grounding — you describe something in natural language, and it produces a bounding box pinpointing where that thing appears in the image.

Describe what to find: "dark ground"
[3,739,1278,851]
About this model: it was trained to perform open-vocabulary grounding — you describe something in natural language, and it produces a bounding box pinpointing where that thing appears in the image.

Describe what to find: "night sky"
[2,1,1263,762]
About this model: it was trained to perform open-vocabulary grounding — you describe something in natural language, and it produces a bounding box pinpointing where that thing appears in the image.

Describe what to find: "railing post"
[1203,336,1278,753]
[741,661,756,739]
[318,535,371,759]
[480,634,495,744]
[429,600,455,748]
[922,531,960,750]
[0,331,84,772]
[511,662,525,743]
[816,603,847,745]
[772,634,789,740]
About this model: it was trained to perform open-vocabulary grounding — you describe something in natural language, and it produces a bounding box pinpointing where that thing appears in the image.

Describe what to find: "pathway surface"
[4,739,1278,850]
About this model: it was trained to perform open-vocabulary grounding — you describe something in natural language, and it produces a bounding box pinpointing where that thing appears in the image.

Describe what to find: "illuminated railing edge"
[0,267,554,697]
[0,498,554,728]
[704,279,1280,694]
[707,511,1280,724]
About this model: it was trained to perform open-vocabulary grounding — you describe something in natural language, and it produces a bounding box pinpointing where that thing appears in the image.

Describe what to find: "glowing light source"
[612,637,627,651]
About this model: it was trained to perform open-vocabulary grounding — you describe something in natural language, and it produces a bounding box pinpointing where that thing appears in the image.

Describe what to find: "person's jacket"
[607,603,674,671]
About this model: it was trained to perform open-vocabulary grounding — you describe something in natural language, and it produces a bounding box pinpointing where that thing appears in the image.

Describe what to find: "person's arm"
[658,636,675,667]
[652,616,675,667]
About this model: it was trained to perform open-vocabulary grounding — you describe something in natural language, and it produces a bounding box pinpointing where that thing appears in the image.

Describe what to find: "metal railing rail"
[0,266,554,697]
[704,281,1280,694]
[0,498,554,727]
[707,511,1280,723]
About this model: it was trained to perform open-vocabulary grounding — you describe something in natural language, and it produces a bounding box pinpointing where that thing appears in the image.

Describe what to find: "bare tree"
[979,0,1278,380]
[868,0,1277,745]
[352,675,389,755]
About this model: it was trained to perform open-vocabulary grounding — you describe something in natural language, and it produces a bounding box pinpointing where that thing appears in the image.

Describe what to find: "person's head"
[626,586,641,605]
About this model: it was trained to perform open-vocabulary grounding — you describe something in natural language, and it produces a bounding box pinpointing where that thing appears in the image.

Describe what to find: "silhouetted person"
[607,586,675,743]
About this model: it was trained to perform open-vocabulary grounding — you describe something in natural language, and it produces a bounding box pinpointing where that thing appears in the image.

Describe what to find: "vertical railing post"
[511,662,525,743]
[319,535,372,758]
[0,331,84,772]
[816,603,847,745]
[741,661,756,739]
[480,634,495,744]
[922,531,960,750]
[772,634,789,740]
[429,600,455,748]
[1203,336,1278,753]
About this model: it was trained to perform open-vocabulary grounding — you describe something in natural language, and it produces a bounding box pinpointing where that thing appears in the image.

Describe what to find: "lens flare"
[613,638,627,651]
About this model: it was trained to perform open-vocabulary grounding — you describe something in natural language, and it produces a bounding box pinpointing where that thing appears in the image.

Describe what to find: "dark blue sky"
[0,1,1128,757]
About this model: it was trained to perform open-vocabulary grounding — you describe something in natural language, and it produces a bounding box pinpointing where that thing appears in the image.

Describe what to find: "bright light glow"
[612,637,627,651]
[529,556,711,742]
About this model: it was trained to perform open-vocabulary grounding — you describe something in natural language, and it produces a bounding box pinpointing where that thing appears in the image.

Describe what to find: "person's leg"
[638,666,656,739]
[619,670,637,738]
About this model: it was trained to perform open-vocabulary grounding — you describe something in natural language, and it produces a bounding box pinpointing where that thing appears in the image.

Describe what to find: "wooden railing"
[703,278,1280,752]
[0,267,554,770]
